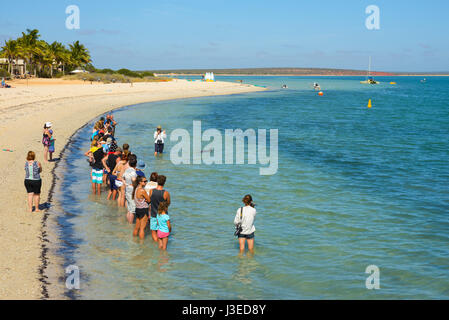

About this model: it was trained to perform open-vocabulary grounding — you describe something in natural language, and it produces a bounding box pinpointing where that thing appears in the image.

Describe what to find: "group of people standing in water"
[24,113,257,253]
[83,114,172,250]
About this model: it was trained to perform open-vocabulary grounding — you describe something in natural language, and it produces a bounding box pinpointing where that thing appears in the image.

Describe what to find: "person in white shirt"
[144,172,158,194]
[234,194,257,253]
[123,154,138,224]
[154,125,167,156]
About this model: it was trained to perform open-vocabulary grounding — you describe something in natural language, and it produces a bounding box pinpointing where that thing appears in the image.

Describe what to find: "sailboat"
[360,56,379,84]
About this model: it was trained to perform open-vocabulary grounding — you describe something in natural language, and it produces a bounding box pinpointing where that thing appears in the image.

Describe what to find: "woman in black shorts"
[24,151,42,212]
[132,176,151,239]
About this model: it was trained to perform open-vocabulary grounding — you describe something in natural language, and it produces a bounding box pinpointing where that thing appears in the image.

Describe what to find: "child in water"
[157,201,171,250]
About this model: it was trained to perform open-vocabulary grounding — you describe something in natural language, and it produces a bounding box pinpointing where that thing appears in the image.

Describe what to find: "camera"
[234,223,243,236]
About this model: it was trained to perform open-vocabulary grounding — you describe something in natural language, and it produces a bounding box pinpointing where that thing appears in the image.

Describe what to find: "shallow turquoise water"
[54,76,449,299]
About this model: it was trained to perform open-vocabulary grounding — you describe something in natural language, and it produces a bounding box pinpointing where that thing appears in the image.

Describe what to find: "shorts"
[125,187,136,214]
[149,217,158,231]
[154,143,164,154]
[24,179,42,194]
[135,207,149,219]
[92,169,103,184]
[238,232,255,239]
[157,230,170,239]
[109,174,118,191]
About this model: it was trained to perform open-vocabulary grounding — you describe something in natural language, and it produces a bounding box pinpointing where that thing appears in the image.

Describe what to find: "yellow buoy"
[390,82,396,85]
[367,99,372,108]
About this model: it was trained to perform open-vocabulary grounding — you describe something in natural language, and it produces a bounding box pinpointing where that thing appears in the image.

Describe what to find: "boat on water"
[360,56,379,84]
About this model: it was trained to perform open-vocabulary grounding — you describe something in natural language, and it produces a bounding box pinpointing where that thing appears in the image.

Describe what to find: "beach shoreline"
[0,79,265,300]
[157,74,449,77]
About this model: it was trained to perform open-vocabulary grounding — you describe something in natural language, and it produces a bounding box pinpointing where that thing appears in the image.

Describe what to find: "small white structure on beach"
[70,69,89,74]
[204,72,215,82]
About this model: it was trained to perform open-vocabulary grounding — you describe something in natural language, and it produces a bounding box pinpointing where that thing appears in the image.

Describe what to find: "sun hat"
[45,122,52,128]
[106,137,113,144]
[137,160,146,169]
[157,125,162,130]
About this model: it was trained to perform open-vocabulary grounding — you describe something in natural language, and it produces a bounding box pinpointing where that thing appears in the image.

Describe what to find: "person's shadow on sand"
[49,158,61,162]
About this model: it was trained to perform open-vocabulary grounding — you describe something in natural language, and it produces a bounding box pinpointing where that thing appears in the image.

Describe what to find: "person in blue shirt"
[157,201,171,250]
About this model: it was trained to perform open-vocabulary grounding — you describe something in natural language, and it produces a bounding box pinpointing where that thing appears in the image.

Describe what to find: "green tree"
[69,40,91,70]
[17,28,41,76]
[0,39,19,75]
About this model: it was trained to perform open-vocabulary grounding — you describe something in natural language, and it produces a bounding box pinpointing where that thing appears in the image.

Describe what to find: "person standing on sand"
[84,139,105,195]
[149,175,171,242]
[156,201,171,250]
[123,154,138,224]
[234,194,257,254]
[154,125,166,156]
[24,151,42,212]
[132,176,151,239]
[42,122,53,162]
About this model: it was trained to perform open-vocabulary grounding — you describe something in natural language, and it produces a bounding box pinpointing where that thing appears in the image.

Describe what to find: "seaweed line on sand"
[38,109,115,299]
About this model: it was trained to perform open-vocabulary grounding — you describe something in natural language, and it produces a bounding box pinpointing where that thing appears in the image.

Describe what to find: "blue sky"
[1,0,448,72]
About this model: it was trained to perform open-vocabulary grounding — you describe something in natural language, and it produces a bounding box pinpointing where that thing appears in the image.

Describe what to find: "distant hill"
[148,67,395,76]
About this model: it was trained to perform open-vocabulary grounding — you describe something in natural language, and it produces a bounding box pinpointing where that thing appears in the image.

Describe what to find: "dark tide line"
[39,109,116,300]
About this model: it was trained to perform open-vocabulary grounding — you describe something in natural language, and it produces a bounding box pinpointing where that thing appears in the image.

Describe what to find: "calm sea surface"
[51,76,449,299]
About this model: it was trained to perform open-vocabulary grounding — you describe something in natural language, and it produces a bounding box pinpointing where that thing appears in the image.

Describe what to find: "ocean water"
[51,76,449,299]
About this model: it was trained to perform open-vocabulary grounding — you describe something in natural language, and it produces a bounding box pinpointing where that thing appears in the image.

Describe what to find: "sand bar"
[0,79,265,299]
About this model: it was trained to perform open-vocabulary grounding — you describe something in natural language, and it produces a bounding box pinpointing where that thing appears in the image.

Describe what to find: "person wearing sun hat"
[136,160,146,178]
[154,125,167,156]
[42,122,54,162]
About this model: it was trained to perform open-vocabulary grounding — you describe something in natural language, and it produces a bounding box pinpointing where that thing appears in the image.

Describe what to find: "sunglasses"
[142,180,148,183]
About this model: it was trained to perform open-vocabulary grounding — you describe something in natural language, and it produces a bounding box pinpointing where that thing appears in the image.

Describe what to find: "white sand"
[0,79,265,299]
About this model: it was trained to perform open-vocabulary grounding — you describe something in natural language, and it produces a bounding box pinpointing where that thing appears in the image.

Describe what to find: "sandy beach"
[0,78,265,299]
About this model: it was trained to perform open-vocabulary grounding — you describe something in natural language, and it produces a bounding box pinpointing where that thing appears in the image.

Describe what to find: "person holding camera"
[154,125,166,156]
[234,194,257,253]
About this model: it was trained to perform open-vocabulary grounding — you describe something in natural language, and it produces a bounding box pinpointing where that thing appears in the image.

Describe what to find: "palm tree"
[35,40,53,77]
[69,40,91,70]
[45,41,66,77]
[17,28,41,77]
[0,39,18,75]
[53,42,71,76]
[3,29,94,78]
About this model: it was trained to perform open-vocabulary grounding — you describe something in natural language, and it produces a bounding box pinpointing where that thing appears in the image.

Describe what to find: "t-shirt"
[91,130,99,141]
[154,131,167,144]
[157,214,170,233]
[234,206,256,235]
[91,147,104,170]
[123,167,137,190]
[109,139,118,152]
[106,153,119,172]
[144,181,158,195]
